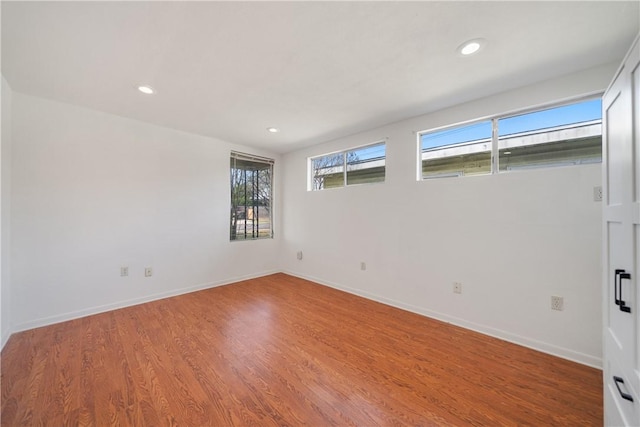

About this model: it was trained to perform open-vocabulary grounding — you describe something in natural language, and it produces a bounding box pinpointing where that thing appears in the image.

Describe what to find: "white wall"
[1,76,12,348]
[10,93,281,332]
[280,63,616,368]
[4,62,613,366]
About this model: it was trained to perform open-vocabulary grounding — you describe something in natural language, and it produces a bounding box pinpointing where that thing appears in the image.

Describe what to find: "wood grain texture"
[1,273,602,426]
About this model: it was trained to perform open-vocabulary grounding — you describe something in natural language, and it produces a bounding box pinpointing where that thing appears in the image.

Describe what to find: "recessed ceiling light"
[458,39,485,56]
[137,85,155,95]
[267,127,280,133]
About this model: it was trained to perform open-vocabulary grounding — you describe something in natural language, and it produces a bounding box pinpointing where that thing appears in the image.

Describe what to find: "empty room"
[1,1,639,426]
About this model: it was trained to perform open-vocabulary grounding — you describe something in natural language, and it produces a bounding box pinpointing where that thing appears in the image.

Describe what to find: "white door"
[603,34,640,427]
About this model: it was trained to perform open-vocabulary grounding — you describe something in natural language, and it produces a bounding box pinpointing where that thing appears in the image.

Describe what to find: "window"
[230,152,273,241]
[419,98,602,179]
[310,142,385,190]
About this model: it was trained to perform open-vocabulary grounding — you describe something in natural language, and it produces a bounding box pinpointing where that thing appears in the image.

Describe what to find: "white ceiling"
[2,1,639,153]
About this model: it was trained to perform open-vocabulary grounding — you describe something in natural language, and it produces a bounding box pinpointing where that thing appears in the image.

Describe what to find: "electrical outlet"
[360,262,366,271]
[551,295,564,311]
[297,251,303,260]
[120,266,129,277]
[145,267,153,277]
[593,186,603,202]
[453,282,462,294]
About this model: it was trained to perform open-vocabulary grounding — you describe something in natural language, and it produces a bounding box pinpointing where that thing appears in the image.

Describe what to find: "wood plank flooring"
[2,273,602,426]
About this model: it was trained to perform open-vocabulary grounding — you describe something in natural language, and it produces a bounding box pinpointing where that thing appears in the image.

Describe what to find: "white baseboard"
[282,270,602,369]
[6,269,604,369]
[10,269,279,334]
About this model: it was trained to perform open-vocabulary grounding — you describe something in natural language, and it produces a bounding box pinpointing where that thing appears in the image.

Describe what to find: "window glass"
[346,143,386,185]
[418,98,602,179]
[498,99,602,171]
[420,121,492,179]
[311,153,344,190]
[230,153,273,241]
[310,142,385,191]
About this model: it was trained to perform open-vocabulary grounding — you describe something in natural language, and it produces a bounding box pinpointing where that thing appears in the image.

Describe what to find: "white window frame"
[308,140,386,191]
[416,94,603,180]
[230,151,274,241]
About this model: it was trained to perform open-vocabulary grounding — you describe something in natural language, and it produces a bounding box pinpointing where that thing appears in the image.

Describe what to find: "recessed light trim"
[267,127,280,133]
[458,39,485,56]
[137,85,155,95]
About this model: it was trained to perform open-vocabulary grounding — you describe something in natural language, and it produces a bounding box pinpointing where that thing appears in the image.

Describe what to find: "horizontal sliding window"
[418,97,602,179]
[310,142,385,191]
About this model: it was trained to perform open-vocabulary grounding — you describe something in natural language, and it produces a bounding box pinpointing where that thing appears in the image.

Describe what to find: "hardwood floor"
[2,273,602,426]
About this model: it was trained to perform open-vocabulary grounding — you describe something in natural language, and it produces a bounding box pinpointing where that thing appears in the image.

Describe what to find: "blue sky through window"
[499,98,602,137]
[422,121,492,150]
[421,98,602,151]
[348,143,385,162]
